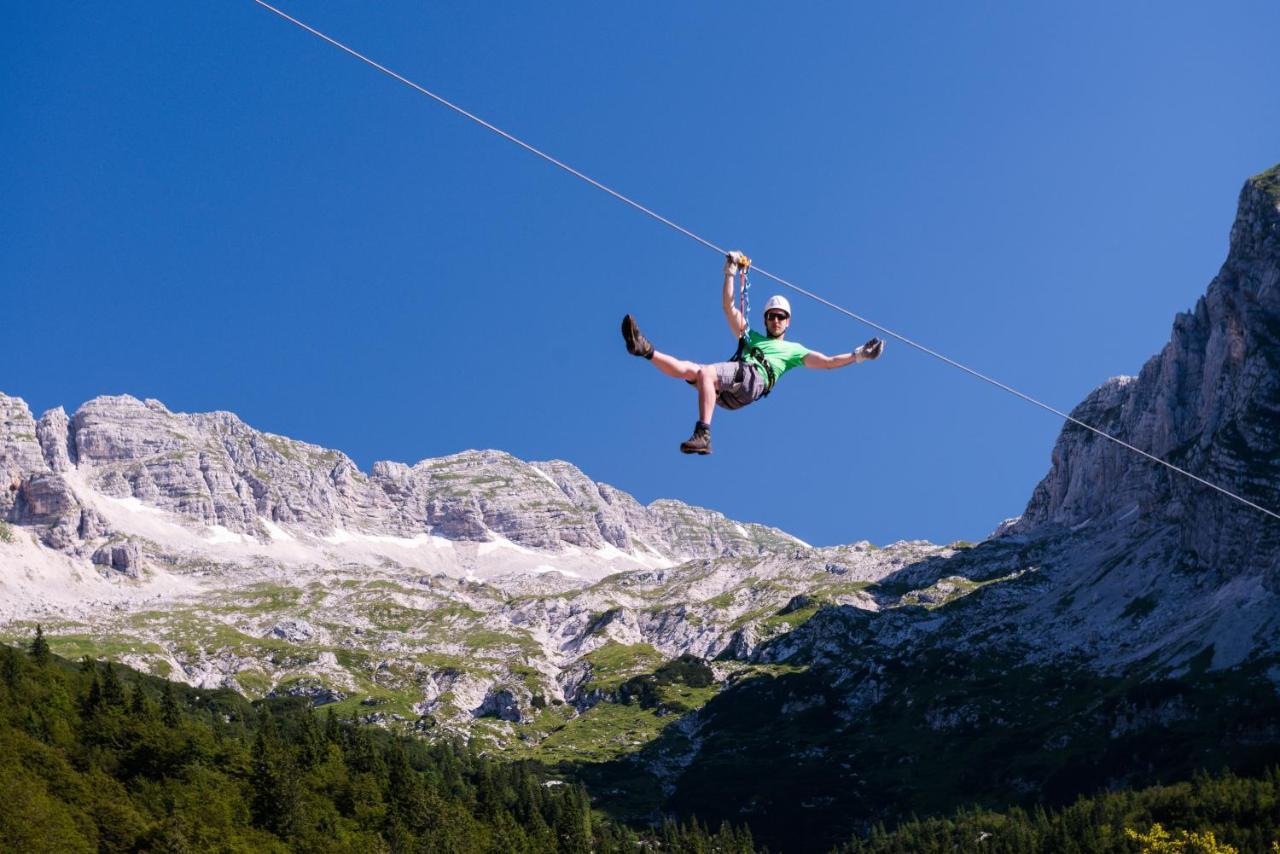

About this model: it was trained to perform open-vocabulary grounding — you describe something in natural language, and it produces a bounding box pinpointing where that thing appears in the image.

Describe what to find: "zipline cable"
[249,0,1280,524]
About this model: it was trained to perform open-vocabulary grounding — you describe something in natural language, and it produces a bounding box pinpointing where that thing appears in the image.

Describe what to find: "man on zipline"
[622,251,885,454]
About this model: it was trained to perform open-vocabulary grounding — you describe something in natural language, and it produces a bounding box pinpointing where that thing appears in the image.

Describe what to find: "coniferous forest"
[3,627,1279,853]
[0,628,754,853]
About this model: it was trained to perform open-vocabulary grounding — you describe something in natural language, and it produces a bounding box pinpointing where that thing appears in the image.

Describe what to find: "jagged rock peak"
[0,394,48,518]
[1,391,811,562]
[1234,164,1280,259]
[36,407,74,473]
[1015,163,1280,570]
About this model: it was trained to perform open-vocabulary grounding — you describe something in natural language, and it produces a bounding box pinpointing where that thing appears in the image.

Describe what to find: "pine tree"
[128,684,153,720]
[0,646,20,691]
[28,624,50,666]
[250,716,305,840]
[100,661,126,708]
[160,682,181,728]
[81,672,103,716]
[296,710,326,769]
[323,706,342,744]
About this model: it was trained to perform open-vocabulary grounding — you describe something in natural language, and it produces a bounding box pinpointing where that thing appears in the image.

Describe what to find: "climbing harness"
[248,0,1280,523]
[720,253,775,405]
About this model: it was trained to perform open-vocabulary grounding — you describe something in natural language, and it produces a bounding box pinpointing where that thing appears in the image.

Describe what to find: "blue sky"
[4,2,1278,547]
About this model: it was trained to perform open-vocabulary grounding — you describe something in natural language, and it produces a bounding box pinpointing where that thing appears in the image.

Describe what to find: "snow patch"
[477,534,536,556]
[529,466,562,490]
[97,494,164,515]
[205,525,245,545]
[532,564,581,578]
[323,529,443,548]
[260,518,294,541]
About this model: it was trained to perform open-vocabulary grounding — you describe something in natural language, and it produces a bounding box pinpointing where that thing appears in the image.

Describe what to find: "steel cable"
[250,0,1280,523]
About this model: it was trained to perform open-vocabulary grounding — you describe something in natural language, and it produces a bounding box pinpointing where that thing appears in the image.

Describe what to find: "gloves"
[856,337,884,361]
[724,250,751,275]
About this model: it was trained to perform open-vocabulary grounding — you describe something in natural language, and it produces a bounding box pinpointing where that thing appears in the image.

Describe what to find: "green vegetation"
[0,630,757,853]
[533,697,677,764]
[613,654,715,712]
[1252,163,1280,201]
[581,642,665,692]
[901,576,982,609]
[44,634,167,661]
[663,633,1280,853]
[262,434,297,461]
[834,769,1280,853]
[0,520,14,543]
[761,607,819,633]
[216,582,304,615]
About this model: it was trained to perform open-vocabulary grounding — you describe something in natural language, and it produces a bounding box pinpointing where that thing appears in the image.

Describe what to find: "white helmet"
[763,295,792,318]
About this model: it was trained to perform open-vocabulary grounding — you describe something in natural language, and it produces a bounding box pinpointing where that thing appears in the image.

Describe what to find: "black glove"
[857,337,884,361]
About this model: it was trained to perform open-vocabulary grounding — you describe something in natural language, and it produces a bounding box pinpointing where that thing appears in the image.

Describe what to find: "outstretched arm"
[721,254,748,338]
[803,337,885,370]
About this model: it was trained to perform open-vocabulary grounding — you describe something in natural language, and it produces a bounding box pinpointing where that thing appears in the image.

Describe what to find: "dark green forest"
[3,627,1278,853]
[832,770,1280,853]
[0,628,753,853]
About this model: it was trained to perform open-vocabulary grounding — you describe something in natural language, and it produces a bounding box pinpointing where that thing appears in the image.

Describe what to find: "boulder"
[92,540,143,578]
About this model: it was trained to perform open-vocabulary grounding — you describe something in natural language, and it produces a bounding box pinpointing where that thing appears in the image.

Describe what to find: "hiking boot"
[679,422,712,455]
[621,314,654,359]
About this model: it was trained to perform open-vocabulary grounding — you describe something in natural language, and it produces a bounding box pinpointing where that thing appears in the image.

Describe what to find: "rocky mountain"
[3,166,1278,852]
[647,165,1280,849]
[0,384,931,736]
[2,392,803,561]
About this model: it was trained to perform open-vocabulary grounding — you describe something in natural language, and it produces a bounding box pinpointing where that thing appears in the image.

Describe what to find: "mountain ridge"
[3,165,1279,852]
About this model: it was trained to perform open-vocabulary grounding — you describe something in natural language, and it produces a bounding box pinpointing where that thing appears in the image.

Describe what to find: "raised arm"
[721,252,749,338]
[803,337,885,369]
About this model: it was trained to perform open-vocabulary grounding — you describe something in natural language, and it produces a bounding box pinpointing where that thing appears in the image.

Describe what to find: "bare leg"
[695,365,716,424]
[650,350,700,381]
[648,351,720,425]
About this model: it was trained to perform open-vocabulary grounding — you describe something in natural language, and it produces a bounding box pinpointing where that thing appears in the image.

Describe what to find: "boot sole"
[621,315,651,357]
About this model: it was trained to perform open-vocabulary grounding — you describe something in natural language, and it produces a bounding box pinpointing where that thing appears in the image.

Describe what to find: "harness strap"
[725,342,775,399]
[751,348,777,391]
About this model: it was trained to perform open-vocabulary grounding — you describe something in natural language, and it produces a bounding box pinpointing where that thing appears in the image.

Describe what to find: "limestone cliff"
[1017,165,1280,576]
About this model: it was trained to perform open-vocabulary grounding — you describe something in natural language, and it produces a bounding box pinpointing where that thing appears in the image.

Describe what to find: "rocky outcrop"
[36,407,74,473]
[91,540,143,578]
[1016,165,1280,573]
[476,687,528,723]
[268,682,347,706]
[267,618,321,644]
[0,394,50,518]
[1,391,806,564]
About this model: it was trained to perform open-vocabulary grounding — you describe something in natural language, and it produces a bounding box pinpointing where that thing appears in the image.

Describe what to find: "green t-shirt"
[740,328,809,385]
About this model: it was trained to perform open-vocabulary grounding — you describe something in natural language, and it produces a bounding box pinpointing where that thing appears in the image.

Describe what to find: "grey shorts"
[687,361,768,410]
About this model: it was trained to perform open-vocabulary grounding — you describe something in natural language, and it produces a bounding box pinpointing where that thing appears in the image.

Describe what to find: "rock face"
[1016,166,1280,574]
[91,540,143,578]
[650,169,1280,850]
[0,395,800,562]
[1,165,1278,854]
[1,394,51,519]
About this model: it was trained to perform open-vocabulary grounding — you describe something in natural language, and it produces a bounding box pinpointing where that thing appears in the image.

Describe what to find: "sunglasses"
[765,312,790,322]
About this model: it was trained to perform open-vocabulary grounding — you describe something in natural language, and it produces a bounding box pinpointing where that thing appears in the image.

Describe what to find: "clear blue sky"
[4,2,1278,547]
